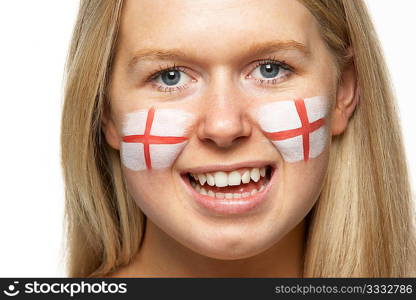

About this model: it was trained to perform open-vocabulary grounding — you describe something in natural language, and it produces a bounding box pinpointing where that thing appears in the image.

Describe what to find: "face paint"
[121,107,193,171]
[256,96,329,162]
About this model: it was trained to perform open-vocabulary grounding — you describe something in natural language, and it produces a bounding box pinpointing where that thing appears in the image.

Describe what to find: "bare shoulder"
[105,266,134,278]
[105,264,150,278]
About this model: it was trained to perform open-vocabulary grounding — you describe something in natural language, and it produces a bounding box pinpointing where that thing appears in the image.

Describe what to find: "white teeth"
[250,168,260,182]
[241,170,251,184]
[206,173,215,186]
[216,192,225,199]
[191,181,196,188]
[191,166,269,188]
[193,182,263,199]
[260,167,266,177]
[214,171,228,187]
[228,171,241,186]
[198,174,207,186]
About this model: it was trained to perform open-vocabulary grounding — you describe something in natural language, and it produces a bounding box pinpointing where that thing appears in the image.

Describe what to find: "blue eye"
[153,68,192,90]
[260,63,280,78]
[160,70,181,86]
[250,61,291,81]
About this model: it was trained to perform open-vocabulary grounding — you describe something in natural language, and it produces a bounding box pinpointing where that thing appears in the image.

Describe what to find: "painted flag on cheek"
[121,107,193,171]
[256,96,330,162]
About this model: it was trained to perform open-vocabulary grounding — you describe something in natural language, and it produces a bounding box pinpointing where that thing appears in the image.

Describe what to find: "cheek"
[284,154,328,198]
[277,150,329,224]
[255,95,330,163]
[119,107,194,171]
[123,168,179,218]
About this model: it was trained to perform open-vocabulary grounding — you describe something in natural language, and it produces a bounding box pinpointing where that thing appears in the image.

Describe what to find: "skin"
[104,0,357,277]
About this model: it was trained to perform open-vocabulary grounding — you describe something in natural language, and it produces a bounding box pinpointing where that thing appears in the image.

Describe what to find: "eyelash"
[146,64,190,93]
[249,58,293,86]
[146,58,294,93]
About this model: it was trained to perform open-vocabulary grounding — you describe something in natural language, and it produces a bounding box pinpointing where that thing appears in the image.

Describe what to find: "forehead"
[118,0,319,61]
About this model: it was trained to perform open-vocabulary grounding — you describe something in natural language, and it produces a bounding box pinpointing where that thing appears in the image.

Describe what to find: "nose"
[197,73,252,148]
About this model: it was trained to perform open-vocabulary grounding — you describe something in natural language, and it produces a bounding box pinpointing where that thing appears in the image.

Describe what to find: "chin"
[181,227,280,261]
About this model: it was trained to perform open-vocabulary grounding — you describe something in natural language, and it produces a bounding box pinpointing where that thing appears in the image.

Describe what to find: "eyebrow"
[247,40,310,58]
[127,49,188,72]
[127,40,310,71]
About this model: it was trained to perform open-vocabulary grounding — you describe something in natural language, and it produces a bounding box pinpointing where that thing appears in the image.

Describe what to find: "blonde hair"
[61,0,416,277]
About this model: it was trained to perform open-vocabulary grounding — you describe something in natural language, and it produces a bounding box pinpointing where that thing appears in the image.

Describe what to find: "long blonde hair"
[61,0,416,277]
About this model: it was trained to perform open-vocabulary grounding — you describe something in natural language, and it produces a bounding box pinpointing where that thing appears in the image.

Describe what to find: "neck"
[117,218,306,277]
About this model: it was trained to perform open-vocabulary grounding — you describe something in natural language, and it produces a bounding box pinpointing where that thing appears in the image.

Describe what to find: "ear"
[102,108,121,150]
[331,56,359,136]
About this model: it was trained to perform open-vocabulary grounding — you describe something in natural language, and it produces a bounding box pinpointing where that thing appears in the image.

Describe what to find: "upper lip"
[180,160,275,175]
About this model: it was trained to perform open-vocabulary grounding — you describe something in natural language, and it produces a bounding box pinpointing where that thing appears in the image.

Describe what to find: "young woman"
[61,0,416,277]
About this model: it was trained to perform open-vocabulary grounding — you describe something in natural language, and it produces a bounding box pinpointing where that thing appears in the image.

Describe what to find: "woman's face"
[106,0,340,259]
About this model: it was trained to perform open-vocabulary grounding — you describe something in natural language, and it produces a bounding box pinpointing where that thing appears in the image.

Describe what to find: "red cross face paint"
[256,96,330,162]
[121,107,194,171]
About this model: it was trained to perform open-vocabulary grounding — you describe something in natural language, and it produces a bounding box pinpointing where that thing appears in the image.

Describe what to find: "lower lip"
[182,171,275,216]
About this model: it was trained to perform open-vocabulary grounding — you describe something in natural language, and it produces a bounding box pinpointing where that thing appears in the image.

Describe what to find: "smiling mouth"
[185,165,274,199]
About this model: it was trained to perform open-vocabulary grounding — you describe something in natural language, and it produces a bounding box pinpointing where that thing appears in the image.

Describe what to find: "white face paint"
[120,107,194,171]
[256,96,330,162]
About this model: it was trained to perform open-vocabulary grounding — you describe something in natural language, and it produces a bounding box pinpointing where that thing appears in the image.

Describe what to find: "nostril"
[198,112,252,148]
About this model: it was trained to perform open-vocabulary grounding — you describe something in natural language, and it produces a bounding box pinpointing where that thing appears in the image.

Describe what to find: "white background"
[0,1,414,277]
